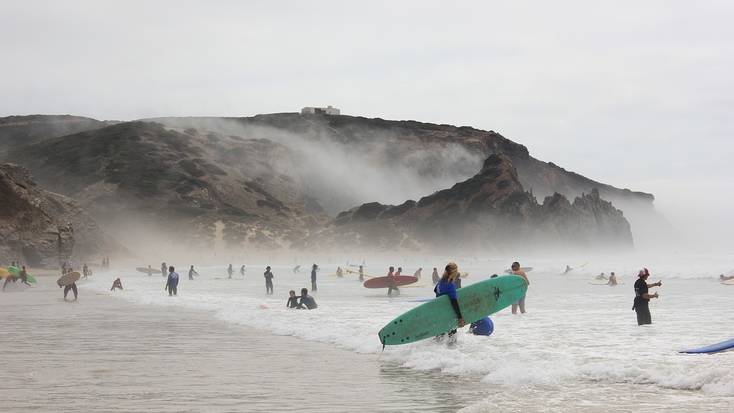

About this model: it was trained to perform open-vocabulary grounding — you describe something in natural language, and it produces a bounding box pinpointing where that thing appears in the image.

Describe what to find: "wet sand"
[0,278,484,412]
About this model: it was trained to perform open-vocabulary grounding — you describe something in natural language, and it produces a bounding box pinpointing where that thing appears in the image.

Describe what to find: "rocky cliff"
[0,164,116,267]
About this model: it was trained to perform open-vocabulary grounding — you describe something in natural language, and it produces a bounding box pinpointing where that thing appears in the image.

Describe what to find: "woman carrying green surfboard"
[433,262,466,344]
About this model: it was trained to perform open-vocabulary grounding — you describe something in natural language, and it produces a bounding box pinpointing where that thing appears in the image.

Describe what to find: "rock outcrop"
[0,164,115,267]
[316,154,632,252]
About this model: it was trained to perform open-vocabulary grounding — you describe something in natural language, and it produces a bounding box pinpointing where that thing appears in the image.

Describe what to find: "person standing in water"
[82,263,90,279]
[165,266,179,296]
[432,267,440,284]
[160,262,167,278]
[310,264,318,292]
[264,266,274,295]
[286,290,301,308]
[633,268,661,325]
[510,261,530,314]
[386,266,400,297]
[336,266,344,278]
[413,267,422,279]
[227,264,234,279]
[240,265,246,278]
[110,278,123,291]
[18,266,32,286]
[188,265,199,280]
[299,288,318,309]
[563,265,573,275]
[607,272,618,286]
[62,279,78,301]
[358,265,365,282]
[434,262,466,344]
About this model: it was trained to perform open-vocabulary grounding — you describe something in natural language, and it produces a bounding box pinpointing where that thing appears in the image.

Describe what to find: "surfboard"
[378,275,528,346]
[136,267,162,275]
[680,338,734,354]
[0,267,10,278]
[722,279,734,285]
[57,271,81,287]
[7,266,37,283]
[364,275,418,289]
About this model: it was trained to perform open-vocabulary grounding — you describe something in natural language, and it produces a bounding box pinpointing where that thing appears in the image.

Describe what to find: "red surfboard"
[363,275,418,289]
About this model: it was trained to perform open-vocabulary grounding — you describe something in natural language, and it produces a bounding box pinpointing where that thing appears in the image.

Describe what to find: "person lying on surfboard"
[433,263,465,344]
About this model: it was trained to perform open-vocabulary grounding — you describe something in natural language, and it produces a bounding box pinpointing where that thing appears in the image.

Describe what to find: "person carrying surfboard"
[433,262,465,343]
[386,266,399,297]
[510,262,529,314]
[633,268,661,325]
[358,265,364,282]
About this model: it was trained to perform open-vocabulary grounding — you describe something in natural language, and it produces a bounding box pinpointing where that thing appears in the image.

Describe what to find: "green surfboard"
[8,266,37,284]
[378,275,527,346]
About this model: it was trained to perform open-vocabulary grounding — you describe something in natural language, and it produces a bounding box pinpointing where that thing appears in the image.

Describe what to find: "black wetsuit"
[311,269,317,292]
[633,278,651,325]
[264,270,274,295]
[64,283,78,300]
[287,296,301,309]
[300,295,318,309]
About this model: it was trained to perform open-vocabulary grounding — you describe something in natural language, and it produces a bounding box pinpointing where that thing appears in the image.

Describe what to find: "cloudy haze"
[2,1,732,250]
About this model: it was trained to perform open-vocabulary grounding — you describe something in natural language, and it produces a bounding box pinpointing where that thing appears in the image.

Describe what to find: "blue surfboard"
[680,338,734,354]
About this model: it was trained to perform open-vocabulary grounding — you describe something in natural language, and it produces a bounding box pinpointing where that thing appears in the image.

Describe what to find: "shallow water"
[3,255,733,411]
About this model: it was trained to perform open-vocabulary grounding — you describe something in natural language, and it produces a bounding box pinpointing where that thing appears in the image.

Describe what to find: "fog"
[2,1,733,256]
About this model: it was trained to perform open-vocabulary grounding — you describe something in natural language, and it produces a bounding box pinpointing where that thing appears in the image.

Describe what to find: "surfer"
[431,267,440,284]
[264,266,274,295]
[240,265,246,277]
[19,266,31,286]
[299,288,318,309]
[433,262,466,344]
[358,265,365,281]
[633,268,661,325]
[336,266,343,278]
[227,264,234,279]
[414,267,422,279]
[563,265,573,274]
[595,272,607,280]
[286,290,301,309]
[188,265,199,280]
[110,278,123,291]
[146,265,154,276]
[161,262,167,278]
[165,266,179,296]
[510,262,530,314]
[607,272,618,286]
[2,272,16,290]
[82,263,90,279]
[720,274,734,281]
[311,264,318,292]
[386,266,400,297]
[293,265,301,274]
[63,281,78,301]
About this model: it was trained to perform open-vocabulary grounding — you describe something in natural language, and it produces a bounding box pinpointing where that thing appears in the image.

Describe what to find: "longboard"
[8,266,37,283]
[680,338,734,354]
[378,275,527,346]
[136,267,162,275]
[364,275,418,289]
[722,279,734,285]
[57,272,81,287]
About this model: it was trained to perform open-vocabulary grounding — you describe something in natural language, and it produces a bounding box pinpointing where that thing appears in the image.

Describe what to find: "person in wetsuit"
[19,266,32,286]
[386,266,399,297]
[63,281,78,301]
[633,268,661,325]
[310,264,318,292]
[165,266,179,296]
[286,290,301,308]
[82,263,90,279]
[434,262,466,344]
[110,278,123,291]
[431,267,440,284]
[227,264,234,279]
[358,265,365,282]
[563,265,573,275]
[264,266,274,295]
[188,265,199,280]
[510,261,530,314]
[240,265,246,278]
[607,272,618,286]
[161,262,167,278]
[299,288,318,309]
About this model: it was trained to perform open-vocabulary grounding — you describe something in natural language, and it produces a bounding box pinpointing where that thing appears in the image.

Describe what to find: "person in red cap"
[633,268,661,325]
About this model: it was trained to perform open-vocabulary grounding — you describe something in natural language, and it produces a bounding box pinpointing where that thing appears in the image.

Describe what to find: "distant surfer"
[595,272,607,280]
[336,266,344,278]
[62,279,78,301]
[386,266,399,297]
[720,274,734,281]
[311,264,318,292]
[286,290,301,309]
[431,267,439,284]
[433,262,466,344]
[240,265,246,278]
[165,266,179,296]
[293,265,301,274]
[607,272,618,286]
[82,263,90,279]
[110,278,123,291]
[510,262,530,314]
[413,267,422,279]
[2,272,16,290]
[563,265,573,275]
[358,265,365,282]
[19,266,31,286]
[161,262,167,278]
[264,266,274,295]
[146,265,154,276]
[227,264,234,279]
[188,265,199,280]
[632,268,661,325]
[299,288,318,309]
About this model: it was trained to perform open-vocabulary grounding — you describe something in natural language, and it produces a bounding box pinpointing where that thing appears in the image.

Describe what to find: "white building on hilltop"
[301,105,340,115]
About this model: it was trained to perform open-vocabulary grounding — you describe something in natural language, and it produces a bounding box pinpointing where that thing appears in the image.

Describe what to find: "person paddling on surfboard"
[433,262,465,344]
[633,268,660,325]
[510,262,529,314]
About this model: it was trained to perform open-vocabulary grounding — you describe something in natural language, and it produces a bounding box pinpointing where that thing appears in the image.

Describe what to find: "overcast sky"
[2,1,732,247]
